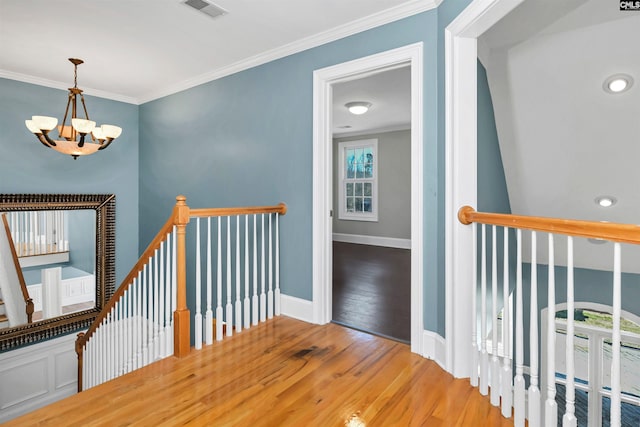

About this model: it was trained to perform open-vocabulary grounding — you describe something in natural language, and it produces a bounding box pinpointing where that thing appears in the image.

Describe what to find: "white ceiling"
[0,0,436,104]
[332,66,411,137]
[479,0,640,273]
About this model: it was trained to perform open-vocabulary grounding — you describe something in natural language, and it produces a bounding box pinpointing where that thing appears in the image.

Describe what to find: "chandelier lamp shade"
[24,58,122,159]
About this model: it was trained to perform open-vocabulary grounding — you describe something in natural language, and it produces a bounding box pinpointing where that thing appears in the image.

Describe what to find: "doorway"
[330,67,412,342]
[312,43,424,354]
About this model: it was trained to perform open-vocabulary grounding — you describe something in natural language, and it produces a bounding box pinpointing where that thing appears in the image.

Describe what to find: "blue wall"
[67,209,96,275]
[0,78,139,286]
[138,9,466,334]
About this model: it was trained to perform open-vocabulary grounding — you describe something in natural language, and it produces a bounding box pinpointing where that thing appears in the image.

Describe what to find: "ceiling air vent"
[183,0,228,19]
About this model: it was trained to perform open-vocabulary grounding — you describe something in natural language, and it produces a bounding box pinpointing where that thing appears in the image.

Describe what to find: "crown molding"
[138,0,442,103]
[333,123,411,139]
[0,70,139,105]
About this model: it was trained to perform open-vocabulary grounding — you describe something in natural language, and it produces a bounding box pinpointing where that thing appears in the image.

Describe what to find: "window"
[338,139,378,221]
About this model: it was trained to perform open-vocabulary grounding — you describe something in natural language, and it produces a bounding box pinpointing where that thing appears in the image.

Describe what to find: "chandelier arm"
[59,93,74,140]
[79,94,96,143]
[35,134,52,148]
[42,131,57,147]
[97,138,114,151]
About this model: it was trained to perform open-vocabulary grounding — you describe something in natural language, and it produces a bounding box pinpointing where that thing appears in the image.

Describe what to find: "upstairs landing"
[6,317,513,426]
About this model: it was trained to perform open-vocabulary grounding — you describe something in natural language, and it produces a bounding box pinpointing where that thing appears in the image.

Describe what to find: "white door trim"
[444,0,525,377]
[312,42,424,354]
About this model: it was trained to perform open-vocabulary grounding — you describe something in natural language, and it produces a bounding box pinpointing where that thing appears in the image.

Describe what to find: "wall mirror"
[0,194,115,351]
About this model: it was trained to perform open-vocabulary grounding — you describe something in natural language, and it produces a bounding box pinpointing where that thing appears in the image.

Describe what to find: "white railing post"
[501,226,512,418]
[216,218,223,341]
[268,213,274,319]
[195,217,202,350]
[205,218,213,345]
[545,233,557,427]
[235,216,242,333]
[480,224,489,396]
[260,213,266,322]
[490,225,500,406]
[514,228,525,427]
[610,242,622,427]
[528,231,540,427]
[275,213,281,316]
[226,216,233,336]
[252,214,258,326]
[244,215,251,327]
[562,236,577,427]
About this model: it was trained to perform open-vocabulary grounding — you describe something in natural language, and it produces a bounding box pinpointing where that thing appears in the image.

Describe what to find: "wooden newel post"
[75,332,84,392]
[173,195,191,357]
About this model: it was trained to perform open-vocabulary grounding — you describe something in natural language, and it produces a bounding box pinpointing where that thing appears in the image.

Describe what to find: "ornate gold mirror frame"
[0,194,115,351]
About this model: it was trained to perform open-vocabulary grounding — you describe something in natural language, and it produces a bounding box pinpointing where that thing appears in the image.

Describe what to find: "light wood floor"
[7,317,514,426]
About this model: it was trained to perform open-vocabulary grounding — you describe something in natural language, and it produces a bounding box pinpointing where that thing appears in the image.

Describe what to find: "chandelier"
[24,58,122,159]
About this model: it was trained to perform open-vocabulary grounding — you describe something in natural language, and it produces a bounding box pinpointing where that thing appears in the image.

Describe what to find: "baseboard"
[280,294,314,323]
[332,233,411,249]
[422,330,447,371]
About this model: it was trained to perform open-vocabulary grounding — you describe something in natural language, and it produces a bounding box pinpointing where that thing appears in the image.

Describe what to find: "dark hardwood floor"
[332,241,411,342]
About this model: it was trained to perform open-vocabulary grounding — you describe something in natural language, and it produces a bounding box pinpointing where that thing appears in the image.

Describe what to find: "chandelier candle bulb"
[24,58,122,159]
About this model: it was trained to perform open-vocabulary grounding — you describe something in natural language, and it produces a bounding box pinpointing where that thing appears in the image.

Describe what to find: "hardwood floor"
[7,317,513,426]
[333,241,411,342]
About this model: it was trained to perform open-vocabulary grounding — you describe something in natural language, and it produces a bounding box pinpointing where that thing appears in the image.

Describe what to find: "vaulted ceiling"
[479,0,640,273]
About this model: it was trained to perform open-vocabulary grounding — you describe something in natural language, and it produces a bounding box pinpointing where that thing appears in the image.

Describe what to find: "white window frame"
[337,139,378,222]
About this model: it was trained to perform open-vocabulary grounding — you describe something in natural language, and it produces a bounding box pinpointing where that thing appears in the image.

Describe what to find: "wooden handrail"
[1,213,34,323]
[458,206,640,245]
[190,202,287,218]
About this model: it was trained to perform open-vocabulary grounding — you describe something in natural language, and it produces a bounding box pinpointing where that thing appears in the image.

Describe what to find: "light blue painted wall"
[138,9,460,333]
[0,78,139,287]
[67,209,96,275]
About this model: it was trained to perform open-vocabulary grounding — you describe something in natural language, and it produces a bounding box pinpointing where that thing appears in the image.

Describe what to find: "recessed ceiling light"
[345,102,372,115]
[603,74,634,94]
[595,196,616,207]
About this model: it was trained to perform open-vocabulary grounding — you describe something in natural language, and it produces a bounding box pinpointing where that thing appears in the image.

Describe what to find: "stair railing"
[76,196,286,391]
[458,206,640,427]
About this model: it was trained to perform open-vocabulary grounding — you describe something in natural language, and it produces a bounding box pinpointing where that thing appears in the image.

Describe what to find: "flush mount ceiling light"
[595,195,617,208]
[603,74,634,94]
[345,101,372,115]
[25,58,122,159]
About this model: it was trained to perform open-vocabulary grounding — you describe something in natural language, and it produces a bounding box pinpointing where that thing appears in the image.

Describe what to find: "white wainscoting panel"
[0,332,79,423]
[423,330,447,370]
[280,294,314,323]
[332,233,411,249]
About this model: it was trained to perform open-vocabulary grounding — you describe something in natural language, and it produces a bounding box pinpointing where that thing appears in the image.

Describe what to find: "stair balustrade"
[75,196,286,391]
[459,207,640,427]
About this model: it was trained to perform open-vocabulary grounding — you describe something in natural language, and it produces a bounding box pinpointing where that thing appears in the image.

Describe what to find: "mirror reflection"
[0,210,96,330]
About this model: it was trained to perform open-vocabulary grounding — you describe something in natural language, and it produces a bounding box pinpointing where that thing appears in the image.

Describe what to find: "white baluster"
[142,264,149,366]
[514,229,525,427]
[471,222,479,388]
[253,214,259,325]
[501,226,512,418]
[206,217,213,345]
[195,217,202,350]
[610,242,622,427]
[275,213,281,316]
[244,215,251,328]
[235,216,242,333]
[154,249,160,359]
[165,232,173,356]
[226,216,233,336]
[562,236,577,427]
[216,217,223,341]
[528,231,540,427]
[159,241,165,358]
[491,225,500,406]
[268,213,274,319]
[545,234,557,427]
[260,213,266,322]
[148,255,155,363]
[480,224,489,396]
[171,226,177,354]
